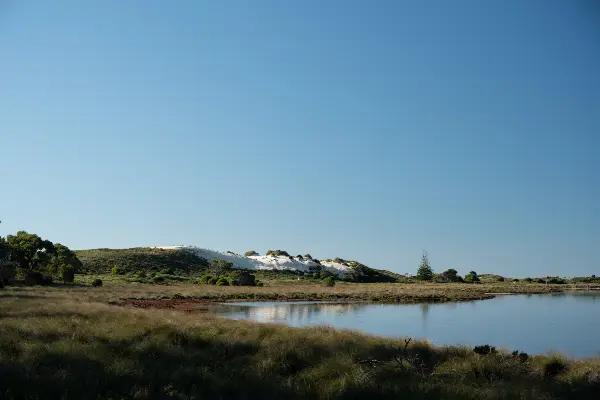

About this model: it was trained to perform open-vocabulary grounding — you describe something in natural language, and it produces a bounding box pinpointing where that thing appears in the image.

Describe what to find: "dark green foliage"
[296,254,303,260]
[255,280,264,287]
[6,231,55,271]
[265,249,290,257]
[322,276,335,286]
[543,357,568,377]
[61,265,75,283]
[524,277,533,283]
[303,254,313,260]
[111,265,122,275]
[474,345,497,355]
[416,251,433,281]
[24,271,53,286]
[512,350,529,362]
[91,279,102,287]
[440,269,461,282]
[496,276,505,282]
[74,247,209,275]
[228,271,256,286]
[152,276,165,283]
[161,268,175,275]
[464,271,480,283]
[513,279,520,282]
[244,250,258,257]
[208,276,219,285]
[216,277,229,286]
[209,259,233,276]
[199,274,214,284]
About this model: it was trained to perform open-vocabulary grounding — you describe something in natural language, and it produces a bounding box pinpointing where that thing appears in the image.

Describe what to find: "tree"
[464,271,480,283]
[210,259,233,276]
[416,251,433,281]
[441,268,461,282]
[49,243,82,275]
[6,231,55,271]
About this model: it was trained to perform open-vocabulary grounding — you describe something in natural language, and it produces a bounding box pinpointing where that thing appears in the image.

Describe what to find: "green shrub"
[524,277,533,283]
[152,276,165,283]
[161,268,174,275]
[512,278,520,282]
[111,266,122,275]
[137,271,147,278]
[24,271,52,286]
[473,345,497,355]
[265,250,290,257]
[228,271,256,286]
[495,276,505,282]
[244,250,258,257]
[210,259,233,276]
[216,277,229,286]
[543,356,568,378]
[61,265,75,283]
[199,274,214,284]
[208,276,219,285]
[511,350,529,363]
[91,279,102,287]
[303,254,313,260]
[464,271,480,283]
[322,276,335,287]
[255,280,264,287]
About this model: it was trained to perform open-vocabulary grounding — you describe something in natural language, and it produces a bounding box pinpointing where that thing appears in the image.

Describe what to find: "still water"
[215,292,600,358]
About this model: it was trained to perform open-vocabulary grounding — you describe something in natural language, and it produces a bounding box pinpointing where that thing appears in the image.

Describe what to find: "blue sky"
[1,0,598,277]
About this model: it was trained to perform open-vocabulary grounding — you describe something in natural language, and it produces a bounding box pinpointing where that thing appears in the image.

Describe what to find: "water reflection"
[215,293,600,358]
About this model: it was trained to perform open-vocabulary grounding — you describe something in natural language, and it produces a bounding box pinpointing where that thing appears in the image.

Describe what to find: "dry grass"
[1,288,599,399]
[18,278,566,304]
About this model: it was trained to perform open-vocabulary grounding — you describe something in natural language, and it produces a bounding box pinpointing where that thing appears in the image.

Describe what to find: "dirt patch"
[121,299,214,313]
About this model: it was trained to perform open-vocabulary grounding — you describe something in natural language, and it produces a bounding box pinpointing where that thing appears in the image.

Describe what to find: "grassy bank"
[32,278,569,304]
[1,288,599,399]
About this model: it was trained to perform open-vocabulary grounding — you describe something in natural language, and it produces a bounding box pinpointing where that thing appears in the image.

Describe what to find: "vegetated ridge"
[75,246,402,283]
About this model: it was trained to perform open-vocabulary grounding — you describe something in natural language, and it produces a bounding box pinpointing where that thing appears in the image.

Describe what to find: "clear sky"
[1,0,598,277]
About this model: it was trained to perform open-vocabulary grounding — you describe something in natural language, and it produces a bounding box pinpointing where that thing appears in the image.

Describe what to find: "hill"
[74,246,402,283]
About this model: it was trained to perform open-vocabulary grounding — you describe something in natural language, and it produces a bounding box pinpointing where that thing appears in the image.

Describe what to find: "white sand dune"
[154,246,351,277]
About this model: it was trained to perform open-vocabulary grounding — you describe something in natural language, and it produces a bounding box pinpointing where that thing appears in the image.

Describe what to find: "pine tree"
[417,250,434,281]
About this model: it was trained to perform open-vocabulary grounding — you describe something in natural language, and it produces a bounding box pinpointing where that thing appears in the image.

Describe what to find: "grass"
[1,287,599,399]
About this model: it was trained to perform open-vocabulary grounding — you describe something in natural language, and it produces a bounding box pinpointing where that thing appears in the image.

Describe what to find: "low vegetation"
[1,289,599,399]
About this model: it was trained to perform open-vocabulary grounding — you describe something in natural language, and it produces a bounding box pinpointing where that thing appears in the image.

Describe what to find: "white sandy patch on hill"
[153,246,351,277]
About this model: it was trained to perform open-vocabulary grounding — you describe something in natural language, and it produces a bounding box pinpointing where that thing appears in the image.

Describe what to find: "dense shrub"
[296,255,304,260]
[416,252,433,281]
[161,268,174,275]
[61,265,75,283]
[473,345,497,355]
[152,276,165,283]
[303,254,313,260]
[91,279,102,287]
[208,276,219,285]
[216,277,229,286]
[210,259,233,276]
[322,276,335,287]
[265,250,290,257]
[543,357,568,377]
[464,271,480,283]
[512,350,529,363]
[111,266,122,275]
[255,280,264,287]
[512,279,520,282]
[24,271,52,286]
[524,277,533,283]
[228,271,256,286]
[244,250,258,257]
[496,276,505,282]
[199,274,214,284]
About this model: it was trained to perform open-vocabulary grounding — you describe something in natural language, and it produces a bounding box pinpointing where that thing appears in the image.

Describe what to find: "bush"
[511,350,529,363]
[496,276,505,282]
[473,345,497,355]
[255,280,264,287]
[512,278,520,282]
[111,266,122,275]
[216,277,229,286]
[161,268,174,275]
[524,277,533,283]
[61,265,75,283]
[543,357,568,378]
[322,276,336,287]
[265,250,290,257]
[244,250,258,257]
[464,271,480,283]
[303,254,313,260]
[210,259,233,276]
[199,274,214,284]
[152,276,165,283]
[208,276,219,285]
[228,271,256,286]
[91,279,103,287]
[24,271,52,286]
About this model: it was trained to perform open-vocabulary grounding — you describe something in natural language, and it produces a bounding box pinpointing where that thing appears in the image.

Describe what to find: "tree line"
[0,230,82,287]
